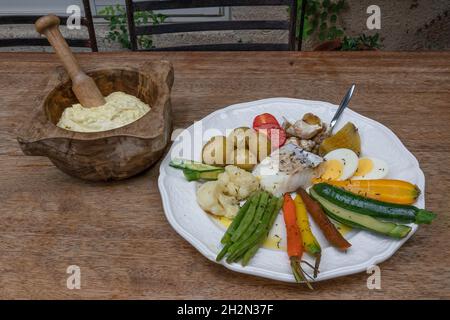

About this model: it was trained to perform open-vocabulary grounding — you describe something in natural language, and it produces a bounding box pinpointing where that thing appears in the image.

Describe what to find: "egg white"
[323,148,359,180]
[352,157,389,180]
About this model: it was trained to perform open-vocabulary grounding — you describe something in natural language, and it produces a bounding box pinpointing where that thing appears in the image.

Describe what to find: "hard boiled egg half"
[320,148,359,181]
[351,157,388,180]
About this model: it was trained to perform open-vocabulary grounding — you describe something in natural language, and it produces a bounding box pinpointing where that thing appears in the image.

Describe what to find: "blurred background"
[0,0,449,52]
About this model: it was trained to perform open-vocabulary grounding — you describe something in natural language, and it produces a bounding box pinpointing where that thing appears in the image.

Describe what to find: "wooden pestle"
[35,15,106,108]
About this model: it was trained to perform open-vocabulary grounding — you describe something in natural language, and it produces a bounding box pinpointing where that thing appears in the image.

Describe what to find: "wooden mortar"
[17,61,174,181]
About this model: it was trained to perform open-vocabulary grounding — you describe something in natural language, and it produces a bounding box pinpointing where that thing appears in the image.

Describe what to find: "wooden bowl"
[17,60,174,181]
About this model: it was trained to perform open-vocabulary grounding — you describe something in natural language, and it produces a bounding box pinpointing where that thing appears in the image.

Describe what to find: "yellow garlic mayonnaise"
[57,91,150,132]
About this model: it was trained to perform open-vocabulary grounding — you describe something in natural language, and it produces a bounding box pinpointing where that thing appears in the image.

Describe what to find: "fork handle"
[329,84,356,132]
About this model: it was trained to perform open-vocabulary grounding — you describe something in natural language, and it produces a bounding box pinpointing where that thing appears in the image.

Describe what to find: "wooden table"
[0,52,449,299]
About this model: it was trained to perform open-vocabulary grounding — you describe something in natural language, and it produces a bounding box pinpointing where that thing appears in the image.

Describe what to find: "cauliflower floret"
[218,193,239,218]
[196,180,240,218]
[220,165,259,200]
[196,181,226,216]
[196,165,259,218]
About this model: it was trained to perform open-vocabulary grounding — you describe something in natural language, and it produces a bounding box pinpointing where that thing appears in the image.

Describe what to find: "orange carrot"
[283,194,303,257]
[297,188,351,250]
[282,194,312,288]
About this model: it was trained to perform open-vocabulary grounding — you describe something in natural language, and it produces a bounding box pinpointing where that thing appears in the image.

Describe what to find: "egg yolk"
[353,158,374,177]
[321,159,344,180]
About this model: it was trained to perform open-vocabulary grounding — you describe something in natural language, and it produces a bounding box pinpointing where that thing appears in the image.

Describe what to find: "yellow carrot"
[283,194,310,287]
[311,179,420,205]
[294,194,321,277]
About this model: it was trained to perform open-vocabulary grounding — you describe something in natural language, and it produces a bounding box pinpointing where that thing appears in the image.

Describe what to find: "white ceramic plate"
[158,98,425,283]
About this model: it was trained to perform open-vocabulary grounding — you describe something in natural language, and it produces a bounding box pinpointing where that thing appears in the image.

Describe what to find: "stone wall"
[338,0,450,50]
[153,0,450,50]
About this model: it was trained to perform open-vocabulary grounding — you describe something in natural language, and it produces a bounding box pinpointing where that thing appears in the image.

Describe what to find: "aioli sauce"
[57,91,150,132]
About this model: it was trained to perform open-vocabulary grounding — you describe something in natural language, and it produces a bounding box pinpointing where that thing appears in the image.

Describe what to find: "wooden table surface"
[0,52,449,299]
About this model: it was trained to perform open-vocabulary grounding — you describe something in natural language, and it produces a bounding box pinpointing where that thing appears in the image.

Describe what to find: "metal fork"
[329,84,356,133]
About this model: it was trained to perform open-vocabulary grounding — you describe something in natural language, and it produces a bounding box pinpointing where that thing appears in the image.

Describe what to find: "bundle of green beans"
[216,191,283,266]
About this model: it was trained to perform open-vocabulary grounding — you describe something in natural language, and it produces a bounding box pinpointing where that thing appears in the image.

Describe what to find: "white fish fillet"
[252,143,323,196]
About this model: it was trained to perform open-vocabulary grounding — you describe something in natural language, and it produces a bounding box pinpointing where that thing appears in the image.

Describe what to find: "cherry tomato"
[253,113,281,129]
[255,123,287,149]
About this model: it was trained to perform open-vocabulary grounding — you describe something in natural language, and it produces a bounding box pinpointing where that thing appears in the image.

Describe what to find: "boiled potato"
[227,127,255,150]
[256,131,272,162]
[206,127,272,169]
[247,131,272,162]
[227,147,257,171]
[202,135,227,166]
[228,127,271,162]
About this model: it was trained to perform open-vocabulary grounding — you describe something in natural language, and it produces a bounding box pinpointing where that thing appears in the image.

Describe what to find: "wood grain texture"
[0,52,449,299]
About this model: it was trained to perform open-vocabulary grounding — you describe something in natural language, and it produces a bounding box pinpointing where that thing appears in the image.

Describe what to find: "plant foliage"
[99,5,167,50]
[341,33,381,51]
[297,0,345,41]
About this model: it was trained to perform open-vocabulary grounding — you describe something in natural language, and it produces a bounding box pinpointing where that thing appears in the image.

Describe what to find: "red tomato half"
[253,113,281,129]
[255,123,287,149]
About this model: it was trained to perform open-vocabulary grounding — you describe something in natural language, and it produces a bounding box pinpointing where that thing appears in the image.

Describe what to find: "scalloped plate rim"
[158,97,425,283]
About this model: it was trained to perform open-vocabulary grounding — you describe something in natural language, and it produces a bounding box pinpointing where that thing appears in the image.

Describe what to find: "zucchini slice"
[169,158,223,172]
[312,183,436,224]
[183,168,224,182]
[310,189,412,238]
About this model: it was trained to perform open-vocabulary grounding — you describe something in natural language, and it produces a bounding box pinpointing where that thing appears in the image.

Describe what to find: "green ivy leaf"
[327,26,337,39]
[319,31,326,41]
[306,1,317,15]
[330,14,337,23]
[302,18,313,37]
[100,5,166,49]
[158,14,167,23]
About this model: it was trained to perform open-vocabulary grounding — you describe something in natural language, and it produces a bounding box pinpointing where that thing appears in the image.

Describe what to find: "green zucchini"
[310,189,412,238]
[312,183,436,224]
[169,158,225,181]
[169,158,223,172]
[183,168,223,181]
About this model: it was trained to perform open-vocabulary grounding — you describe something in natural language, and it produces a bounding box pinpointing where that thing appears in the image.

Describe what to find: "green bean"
[234,192,269,243]
[241,244,259,266]
[241,197,283,265]
[230,196,282,263]
[226,196,278,263]
[253,192,271,226]
[216,242,231,262]
[220,196,253,245]
[230,193,261,243]
[217,192,262,262]
[241,198,280,265]
[269,197,284,228]
[226,192,270,257]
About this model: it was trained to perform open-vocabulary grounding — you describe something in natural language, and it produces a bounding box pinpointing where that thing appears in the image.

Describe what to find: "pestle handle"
[35,15,106,108]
